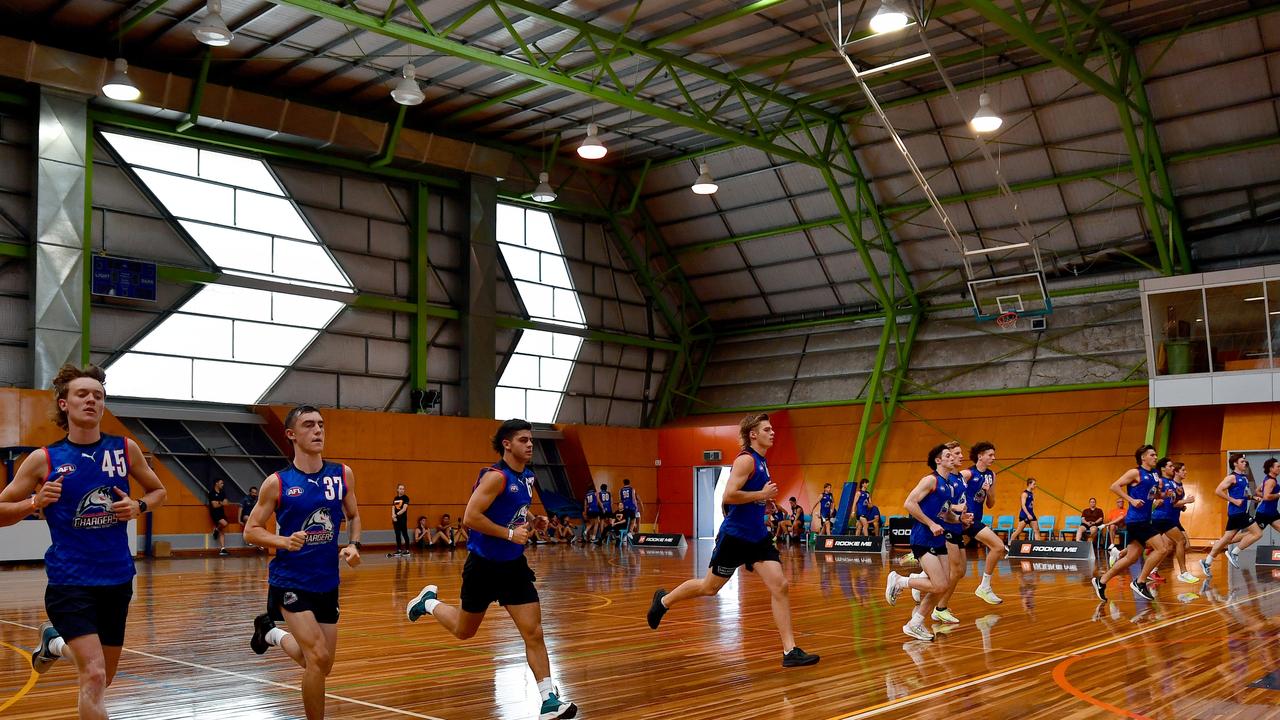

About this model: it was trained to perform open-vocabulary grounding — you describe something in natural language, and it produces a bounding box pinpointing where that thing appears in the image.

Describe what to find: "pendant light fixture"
[577,122,606,160]
[690,162,718,195]
[193,0,233,46]
[969,92,1003,133]
[102,58,141,101]
[391,64,425,106]
[532,172,557,203]
[870,0,909,34]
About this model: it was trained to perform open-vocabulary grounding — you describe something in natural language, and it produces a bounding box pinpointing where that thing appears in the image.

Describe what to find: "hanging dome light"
[870,0,910,34]
[577,122,607,160]
[391,64,425,106]
[690,162,718,195]
[531,172,557,203]
[102,58,141,102]
[969,92,1003,133]
[193,0,233,46]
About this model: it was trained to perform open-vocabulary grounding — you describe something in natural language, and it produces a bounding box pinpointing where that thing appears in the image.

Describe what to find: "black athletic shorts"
[587,511,603,520]
[622,508,636,520]
[1125,521,1157,546]
[1256,512,1280,528]
[943,527,966,546]
[709,533,781,578]
[46,582,133,646]
[1175,519,1186,532]
[1151,518,1177,534]
[1227,513,1254,532]
[963,522,988,539]
[268,585,340,624]
[460,553,539,613]
[910,543,947,559]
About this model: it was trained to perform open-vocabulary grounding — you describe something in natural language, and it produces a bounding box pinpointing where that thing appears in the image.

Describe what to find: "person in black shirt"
[389,484,411,558]
[209,478,229,556]
[240,486,260,551]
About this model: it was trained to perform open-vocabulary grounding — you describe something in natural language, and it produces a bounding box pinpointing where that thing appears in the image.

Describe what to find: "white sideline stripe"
[0,618,445,719]
[836,585,1280,720]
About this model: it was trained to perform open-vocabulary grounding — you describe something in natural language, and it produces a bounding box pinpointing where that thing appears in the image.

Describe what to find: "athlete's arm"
[1020,490,1030,514]
[984,475,997,509]
[0,450,52,527]
[465,470,530,544]
[1262,477,1279,502]
[1214,475,1239,505]
[120,439,166,518]
[1111,469,1140,506]
[722,453,776,505]
[904,474,943,535]
[244,475,305,551]
[339,465,361,566]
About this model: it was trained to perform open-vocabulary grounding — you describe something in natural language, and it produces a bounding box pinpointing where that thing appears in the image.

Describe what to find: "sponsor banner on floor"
[1255,545,1280,567]
[888,517,913,546]
[1006,539,1093,559]
[814,535,884,553]
[631,533,686,548]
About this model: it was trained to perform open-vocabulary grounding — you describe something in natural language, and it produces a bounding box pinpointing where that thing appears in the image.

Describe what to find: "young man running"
[406,419,578,719]
[926,443,969,625]
[645,413,820,668]
[1225,457,1280,562]
[1202,454,1261,574]
[960,441,1006,605]
[1090,445,1171,602]
[884,443,955,642]
[0,363,167,720]
[1012,477,1038,541]
[246,405,362,720]
[1150,458,1198,584]
[618,478,641,536]
[812,483,835,535]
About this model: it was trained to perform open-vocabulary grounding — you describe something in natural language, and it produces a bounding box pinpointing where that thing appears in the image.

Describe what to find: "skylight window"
[99,133,355,404]
[495,205,585,423]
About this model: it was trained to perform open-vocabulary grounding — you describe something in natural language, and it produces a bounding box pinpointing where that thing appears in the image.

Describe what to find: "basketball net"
[995,310,1019,330]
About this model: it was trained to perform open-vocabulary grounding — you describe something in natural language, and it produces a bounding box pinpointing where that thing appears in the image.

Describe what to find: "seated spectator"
[451,515,469,545]
[428,513,455,548]
[855,491,878,536]
[529,515,552,545]
[786,497,806,544]
[766,500,789,541]
[1080,497,1104,541]
[413,515,430,550]
[546,515,564,543]
[560,514,581,543]
[1103,498,1127,560]
[605,510,629,545]
[864,505,882,537]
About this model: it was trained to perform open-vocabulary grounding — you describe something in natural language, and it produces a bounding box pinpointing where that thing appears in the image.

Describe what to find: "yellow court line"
[0,642,38,715]
[828,585,1280,720]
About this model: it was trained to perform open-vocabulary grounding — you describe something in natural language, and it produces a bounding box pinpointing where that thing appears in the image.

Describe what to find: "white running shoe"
[1177,571,1199,584]
[975,586,1003,605]
[1200,558,1213,577]
[1226,549,1241,569]
[902,621,934,642]
[885,571,904,606]
[931,608,960,623]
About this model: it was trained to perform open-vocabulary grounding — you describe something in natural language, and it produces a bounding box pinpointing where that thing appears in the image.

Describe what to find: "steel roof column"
[461,174,497,418]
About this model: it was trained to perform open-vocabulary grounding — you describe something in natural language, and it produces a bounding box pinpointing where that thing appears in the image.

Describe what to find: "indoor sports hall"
[2,1,1280,718]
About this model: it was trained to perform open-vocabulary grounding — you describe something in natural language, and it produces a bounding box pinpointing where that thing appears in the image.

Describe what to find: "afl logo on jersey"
[302,507,336,544]
[73,486,118,529]
[55,463,76,477]
[286,486,303,497]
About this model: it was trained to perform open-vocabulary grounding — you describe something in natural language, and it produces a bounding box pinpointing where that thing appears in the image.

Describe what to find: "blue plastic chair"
[994,515,1015,542]
[982,514,993,527]
[1037,515,1057,539]
[1060,515,1082,541]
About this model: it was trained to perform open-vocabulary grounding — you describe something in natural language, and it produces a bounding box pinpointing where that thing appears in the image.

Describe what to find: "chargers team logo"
[55,464,76,478]
[301,507,336,544]
[73,486,118,529]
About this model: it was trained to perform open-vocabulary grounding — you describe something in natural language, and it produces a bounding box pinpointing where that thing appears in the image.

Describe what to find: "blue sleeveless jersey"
[855,490,870,516]
[1152,476,1180,521]
[585,490,599,513]
[42,435,135,586]
[1258,476,1279,516]
[941,473,966,533]
[599,490,612,514]
[268,462,347,593]
[1020,488,1035,518]
[720,449,769,543]
[965,466,993,515]
[909,473,949,548]
[619,486,636,510]
[1227,472,1250,516]
[467,461,535,562]
[1126,467,1159,523]
[819,491,834,518]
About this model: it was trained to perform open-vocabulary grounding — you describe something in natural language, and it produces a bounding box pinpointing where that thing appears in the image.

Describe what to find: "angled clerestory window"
[99,132,353,404]
[495,204,585,423]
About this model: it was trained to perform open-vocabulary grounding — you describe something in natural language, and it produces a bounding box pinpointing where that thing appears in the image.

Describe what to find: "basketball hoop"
[995,310,1019,330]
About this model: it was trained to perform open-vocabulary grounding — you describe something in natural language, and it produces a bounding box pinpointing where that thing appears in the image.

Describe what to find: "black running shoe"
[646,589,668,629]
[1131,580,1155,601]
[782,647,820,667]
[250,613,275,655]
[1091,577,1107,602]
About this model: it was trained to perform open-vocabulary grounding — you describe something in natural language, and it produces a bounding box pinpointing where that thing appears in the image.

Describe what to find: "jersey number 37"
[323,476,344,500]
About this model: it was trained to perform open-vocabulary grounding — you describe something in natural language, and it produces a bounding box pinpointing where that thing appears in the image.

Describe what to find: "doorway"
[694,465,732,540]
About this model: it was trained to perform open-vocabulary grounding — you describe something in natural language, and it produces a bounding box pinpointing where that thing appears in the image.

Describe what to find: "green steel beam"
[1144,406,1158,444]
[846,314,896,483]
[837,130,918,311]
[410,182,429,395]
[0,241,29,258]
[820,164,898,311]
[1157,409,1173,457]
[493,316,682,352]
[89,108,461,189]
[651,346,686,427]
[176,49,212,134]
[371,104,407,169]
[113,0,170,38]
[866,311,922,486]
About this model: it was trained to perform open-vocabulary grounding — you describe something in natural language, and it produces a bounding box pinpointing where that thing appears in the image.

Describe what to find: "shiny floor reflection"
[1,541,1278,719]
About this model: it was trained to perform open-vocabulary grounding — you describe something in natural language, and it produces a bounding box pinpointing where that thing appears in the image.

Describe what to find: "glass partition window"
[1204,282,1272,372]
[495,205,586,423]
[1147,289,1210,375]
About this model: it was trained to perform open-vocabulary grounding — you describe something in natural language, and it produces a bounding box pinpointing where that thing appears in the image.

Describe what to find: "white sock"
[910,610,924,626]
[265,627,289,647]
[895,575,910,591]
[48,636,66,657]
[980,573,992,589]
[910,572,925,580]
[423,598,440,616]
[537,677,555,701]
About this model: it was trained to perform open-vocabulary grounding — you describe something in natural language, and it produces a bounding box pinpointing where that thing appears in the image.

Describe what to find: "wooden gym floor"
[0,542,1277,719]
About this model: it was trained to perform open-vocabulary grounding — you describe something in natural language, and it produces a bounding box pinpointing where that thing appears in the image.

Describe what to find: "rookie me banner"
[1256,545,1280,567]
[631,533,686,548]
[1006,540,1092,559]
[814,535,884,553]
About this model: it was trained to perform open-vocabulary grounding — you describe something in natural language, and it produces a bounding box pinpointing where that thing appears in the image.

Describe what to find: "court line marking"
[0,619,445,719]
[0,642,38,714]
[1052,645,1154,720]
[829,585,1280,720]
